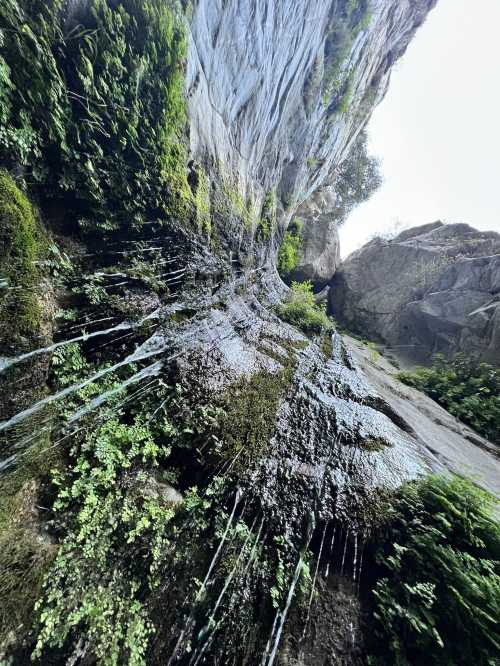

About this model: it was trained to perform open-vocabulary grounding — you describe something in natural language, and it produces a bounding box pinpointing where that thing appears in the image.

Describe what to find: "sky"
[339,0,500,258]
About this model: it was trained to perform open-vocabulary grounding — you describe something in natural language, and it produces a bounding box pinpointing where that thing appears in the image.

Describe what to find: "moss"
[0,497,56,645]
[361,437,391,452]
[336,69,355,115]
[320,332,334,359]
[194,165,211,234]
[0,447,60,646]
[257,189,277,241]
[217,360,297,469]
[0,171,45,339]
[222,181,256,229]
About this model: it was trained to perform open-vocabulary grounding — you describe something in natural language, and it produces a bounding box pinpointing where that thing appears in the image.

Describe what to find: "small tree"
[332,130,382,225]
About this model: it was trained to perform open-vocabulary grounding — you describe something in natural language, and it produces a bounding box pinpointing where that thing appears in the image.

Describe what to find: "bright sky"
[339,0,500,258]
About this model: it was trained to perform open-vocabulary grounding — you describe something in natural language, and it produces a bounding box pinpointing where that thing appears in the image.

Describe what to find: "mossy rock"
[0,171,45,343]
[0,478,57,649]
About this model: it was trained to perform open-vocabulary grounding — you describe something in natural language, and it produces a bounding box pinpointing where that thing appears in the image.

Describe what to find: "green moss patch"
[217,361,297,470]
[0,171,45,339]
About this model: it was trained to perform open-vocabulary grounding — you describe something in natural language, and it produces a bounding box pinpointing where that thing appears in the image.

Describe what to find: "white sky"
[339,0,500,258]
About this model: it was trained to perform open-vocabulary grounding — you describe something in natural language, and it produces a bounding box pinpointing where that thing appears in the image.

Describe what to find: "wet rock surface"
[330,222,500,365]
[343,335,500,496]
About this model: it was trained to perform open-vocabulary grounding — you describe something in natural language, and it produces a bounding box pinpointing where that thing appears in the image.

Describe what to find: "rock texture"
[187,0,437,220]
[330,222,500,365]
[289,188,341,283]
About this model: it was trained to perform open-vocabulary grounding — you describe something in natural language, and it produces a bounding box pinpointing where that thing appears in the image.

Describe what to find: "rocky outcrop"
[289,188,341,283]
[330,222,500,365]
[187,0,437,223]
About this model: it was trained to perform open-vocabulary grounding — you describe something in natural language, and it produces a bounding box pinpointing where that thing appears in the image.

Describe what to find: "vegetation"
[258,189,277,241]
[322,0,371,105]
[398,353,500,443]
[0,0,190,234]
[331,130,382,225]
[369,475,500,666]
[277,218,303,278]
[0,171,45,339]
[217,362,296,470]
[194,165,211,234]
[277,281,333,335]
[34,418,175,665]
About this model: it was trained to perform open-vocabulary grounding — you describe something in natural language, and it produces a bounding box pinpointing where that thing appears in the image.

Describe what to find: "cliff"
[187,0,436,227]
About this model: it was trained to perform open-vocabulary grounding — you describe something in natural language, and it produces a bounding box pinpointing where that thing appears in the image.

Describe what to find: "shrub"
[277,218,303,277]
[397,354,500,443]
[277,281,333,335]
[369,475,500,666]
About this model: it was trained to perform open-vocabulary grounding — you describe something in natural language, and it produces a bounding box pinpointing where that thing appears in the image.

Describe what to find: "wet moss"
[194,165,211,234]
[0,171,45,342]
[361,437,391,452]
[217,360,297,470]
[0,471,57,647]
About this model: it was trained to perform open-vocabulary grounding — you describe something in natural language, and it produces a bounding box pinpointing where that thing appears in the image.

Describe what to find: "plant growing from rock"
[368,475,500,665]
[277,281,334,335]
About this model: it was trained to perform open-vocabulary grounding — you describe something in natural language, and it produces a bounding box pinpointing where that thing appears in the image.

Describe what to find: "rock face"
[187,0,437,220]
[330,222,500,365]
[289,188,341,283]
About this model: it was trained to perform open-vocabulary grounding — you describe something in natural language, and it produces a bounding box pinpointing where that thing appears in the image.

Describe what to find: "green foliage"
[332,130,382,225]
[369,475,500,666]
[337,69,355,114]
[0,0,191,234]
[277,281,334,335]
[277,218,303,277]
[398,353,500,443]
[194,165,211,234]
[0,171,46,339]
[258,189,277,241]
[34,418,175,665]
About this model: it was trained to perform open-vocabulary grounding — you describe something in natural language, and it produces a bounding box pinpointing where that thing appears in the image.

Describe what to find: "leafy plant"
[397,353,500,443]
[330,129,382,226]
[34,418,175,665]
[277,218,303,278]
[368,475,500,666]
[277,281,334,335]
[0,0,191,234]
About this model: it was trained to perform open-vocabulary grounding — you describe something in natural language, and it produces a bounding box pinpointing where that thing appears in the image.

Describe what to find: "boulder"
[330,222,500,365]
[290,188,341,284]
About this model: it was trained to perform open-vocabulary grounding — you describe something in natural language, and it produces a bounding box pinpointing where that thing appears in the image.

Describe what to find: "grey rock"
[187,0,437,223]
[290,190,341,284]
[330,222,500,365]
[140,476,183,506]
